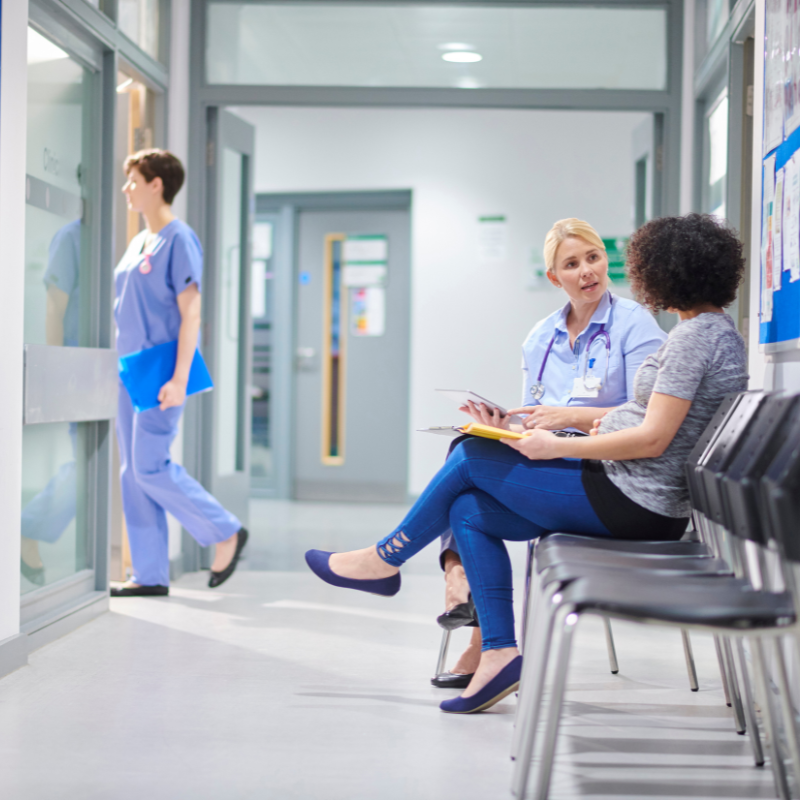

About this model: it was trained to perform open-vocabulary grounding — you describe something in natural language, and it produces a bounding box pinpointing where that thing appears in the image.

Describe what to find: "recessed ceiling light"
[438,42,475,51]
[442,52,482,63]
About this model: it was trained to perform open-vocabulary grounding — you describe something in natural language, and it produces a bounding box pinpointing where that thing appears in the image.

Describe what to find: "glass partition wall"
[21,28,95,598]
[8,0,170,656]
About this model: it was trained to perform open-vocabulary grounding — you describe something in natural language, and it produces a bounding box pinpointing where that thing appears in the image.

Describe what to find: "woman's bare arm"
[504,392,691,462]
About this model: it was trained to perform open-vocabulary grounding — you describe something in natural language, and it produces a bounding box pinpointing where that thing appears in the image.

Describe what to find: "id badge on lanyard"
[570,377,599,399]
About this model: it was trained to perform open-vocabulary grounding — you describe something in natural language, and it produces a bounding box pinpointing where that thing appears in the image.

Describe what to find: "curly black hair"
[626,213,745,312]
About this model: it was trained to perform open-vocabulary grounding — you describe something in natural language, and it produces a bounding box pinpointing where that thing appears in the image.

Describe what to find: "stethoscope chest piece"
[529,383,545,400]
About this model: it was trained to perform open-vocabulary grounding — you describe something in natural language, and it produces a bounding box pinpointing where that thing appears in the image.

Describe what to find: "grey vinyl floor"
[0,499,777,800]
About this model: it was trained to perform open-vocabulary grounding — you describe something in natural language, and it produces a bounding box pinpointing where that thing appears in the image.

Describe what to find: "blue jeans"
[377,437,610,650]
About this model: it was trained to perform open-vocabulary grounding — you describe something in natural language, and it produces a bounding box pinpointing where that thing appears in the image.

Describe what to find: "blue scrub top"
[114,219,203,357]
[44,219,81,347]
[521,291,666,408]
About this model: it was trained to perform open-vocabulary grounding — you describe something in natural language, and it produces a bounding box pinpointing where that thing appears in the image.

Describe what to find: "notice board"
[759,0,800,347]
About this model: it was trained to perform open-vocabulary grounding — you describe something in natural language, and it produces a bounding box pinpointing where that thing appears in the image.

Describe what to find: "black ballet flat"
[20,558,45,587]
[110,584,169,597]
[436,594,479,630]
[431,671,475,689]
[208,528,249,588]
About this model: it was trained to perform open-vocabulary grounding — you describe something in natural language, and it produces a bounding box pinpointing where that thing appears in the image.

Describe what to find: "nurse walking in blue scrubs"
[110,149,247,597]
[436,218,667,686]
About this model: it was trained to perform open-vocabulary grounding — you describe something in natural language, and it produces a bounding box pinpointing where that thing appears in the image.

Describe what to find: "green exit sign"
[603,238,629,284]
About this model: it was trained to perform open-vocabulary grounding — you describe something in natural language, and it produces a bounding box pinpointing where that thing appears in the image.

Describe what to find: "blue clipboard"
[119,340,213,413]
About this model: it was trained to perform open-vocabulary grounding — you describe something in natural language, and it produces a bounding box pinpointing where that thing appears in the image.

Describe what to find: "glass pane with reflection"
[118,0,161,61]
[21,28,91,593]
[251,220,274,486]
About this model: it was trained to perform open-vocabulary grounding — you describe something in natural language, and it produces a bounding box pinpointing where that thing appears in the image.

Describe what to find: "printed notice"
[764,0,785,154]
[478,216,508,263]
[762,156,777,322]
[787,155,800,281]
[775,166,785,292]
[351,287,385,337]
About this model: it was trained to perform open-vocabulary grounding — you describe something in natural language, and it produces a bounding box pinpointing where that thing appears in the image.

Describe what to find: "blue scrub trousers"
[117,384,242,586]
[376,437,611,651]
[21,424,77,543]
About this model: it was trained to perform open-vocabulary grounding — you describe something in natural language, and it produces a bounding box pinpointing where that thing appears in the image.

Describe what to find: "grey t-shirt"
[599,312,748,518]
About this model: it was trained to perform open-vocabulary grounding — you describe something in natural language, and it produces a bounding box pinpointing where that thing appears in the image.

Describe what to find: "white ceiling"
[206,3,667,91]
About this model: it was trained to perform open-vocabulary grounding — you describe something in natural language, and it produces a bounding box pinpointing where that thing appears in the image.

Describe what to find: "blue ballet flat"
[439,655,522,714]
[305,550,401,597]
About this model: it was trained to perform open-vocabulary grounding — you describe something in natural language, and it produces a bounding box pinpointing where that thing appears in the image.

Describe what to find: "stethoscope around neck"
[529,325,611,400]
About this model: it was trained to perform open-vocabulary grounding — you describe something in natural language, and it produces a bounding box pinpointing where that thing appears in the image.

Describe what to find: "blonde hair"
[544,218,606,274]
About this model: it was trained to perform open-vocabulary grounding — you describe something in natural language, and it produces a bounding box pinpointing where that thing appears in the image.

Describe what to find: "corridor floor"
[0,500,777,799]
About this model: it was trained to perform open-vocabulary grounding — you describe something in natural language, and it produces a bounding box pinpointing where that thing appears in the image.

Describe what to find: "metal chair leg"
[434,628,451,677]
[520,541,536,653]
[731,637,765,767]
[681,629,699,692]
[531,608,579,800]
[772,637,800,790]
[511,582,561,763]
[751,637,791,800]
[714,635,733,707]
[722,637,747,734]
[603,617,619,674]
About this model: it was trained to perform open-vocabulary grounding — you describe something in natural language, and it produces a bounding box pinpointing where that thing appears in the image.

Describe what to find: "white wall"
[232,106,648,494]
[0,0,28,640]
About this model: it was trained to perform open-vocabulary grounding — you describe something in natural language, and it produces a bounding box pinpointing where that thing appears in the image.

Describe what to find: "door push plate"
[24,344,119,424]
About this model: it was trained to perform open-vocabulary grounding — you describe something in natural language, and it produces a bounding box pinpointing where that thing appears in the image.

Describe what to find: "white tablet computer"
[436,390,510,417]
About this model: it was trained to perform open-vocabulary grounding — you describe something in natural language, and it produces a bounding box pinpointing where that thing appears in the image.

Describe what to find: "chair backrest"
[685,392,745,514]
[761,410,800,565]
[698,391,766,524]
[720,392,799,545]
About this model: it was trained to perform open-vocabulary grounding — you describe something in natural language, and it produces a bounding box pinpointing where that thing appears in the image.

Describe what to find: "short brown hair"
[124,149,185,205]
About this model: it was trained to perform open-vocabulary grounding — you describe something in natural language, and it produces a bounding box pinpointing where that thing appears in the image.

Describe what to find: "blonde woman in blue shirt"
[436,218,667,687]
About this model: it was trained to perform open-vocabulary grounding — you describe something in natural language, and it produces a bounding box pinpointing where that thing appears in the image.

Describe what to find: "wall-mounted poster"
[351,287,385,337]
[765,0,785,153]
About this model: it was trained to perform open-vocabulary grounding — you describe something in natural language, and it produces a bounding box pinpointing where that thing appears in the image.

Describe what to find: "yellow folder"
[458,423,525,441]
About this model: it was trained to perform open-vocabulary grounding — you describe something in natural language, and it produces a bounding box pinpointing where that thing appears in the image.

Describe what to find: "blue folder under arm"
[118,340,213,413]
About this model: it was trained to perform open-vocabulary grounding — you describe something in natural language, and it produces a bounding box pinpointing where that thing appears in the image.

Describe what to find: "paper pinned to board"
[774,166,785,292]
[764,0,785,154]
[786,155,800,282]
[762,155,776,322]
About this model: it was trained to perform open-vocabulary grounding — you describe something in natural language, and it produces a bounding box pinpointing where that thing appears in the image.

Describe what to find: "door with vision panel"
[294,209,411,502]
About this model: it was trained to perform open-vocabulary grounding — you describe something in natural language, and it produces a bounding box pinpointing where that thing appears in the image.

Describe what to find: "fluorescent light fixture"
[442,52,482,63]
[116,77,135,93]
[28,27,69,65]
[438,42,475,51]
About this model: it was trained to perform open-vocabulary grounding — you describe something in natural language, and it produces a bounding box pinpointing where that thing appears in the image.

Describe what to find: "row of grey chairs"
[510,390,800,799]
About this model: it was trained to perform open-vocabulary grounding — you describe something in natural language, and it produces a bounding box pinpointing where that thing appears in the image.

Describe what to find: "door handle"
[296,346,317,372]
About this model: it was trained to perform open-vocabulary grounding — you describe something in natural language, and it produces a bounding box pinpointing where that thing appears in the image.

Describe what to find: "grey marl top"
[598,312,748,518]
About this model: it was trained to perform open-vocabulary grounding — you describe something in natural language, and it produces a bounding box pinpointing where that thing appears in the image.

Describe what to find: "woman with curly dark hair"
[306,213,748,715]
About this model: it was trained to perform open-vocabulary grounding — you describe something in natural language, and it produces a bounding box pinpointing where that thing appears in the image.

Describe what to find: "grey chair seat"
[537,532,711,557]
[536,546,720,574]
[541,557,733,588]
[560,574,795,629]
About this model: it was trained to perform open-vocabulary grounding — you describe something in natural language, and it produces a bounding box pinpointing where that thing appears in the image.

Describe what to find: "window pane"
[206,3,667,90]
[217,148,245,477]
[707,94,729,221]
[22,28,92,593]
[118,0,161,61]
[251,220,274,486]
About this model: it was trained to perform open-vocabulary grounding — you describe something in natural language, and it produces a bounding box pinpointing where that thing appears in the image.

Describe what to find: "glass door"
[200,109,254,527]
[21,26,117,616]
[250,215,277,492]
